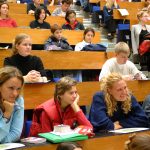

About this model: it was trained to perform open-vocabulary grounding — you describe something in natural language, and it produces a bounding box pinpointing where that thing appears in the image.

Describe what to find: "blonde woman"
[89,73,148,132]
[103,0,119,39]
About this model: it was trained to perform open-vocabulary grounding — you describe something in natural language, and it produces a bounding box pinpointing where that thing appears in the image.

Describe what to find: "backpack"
[81,44,107,51]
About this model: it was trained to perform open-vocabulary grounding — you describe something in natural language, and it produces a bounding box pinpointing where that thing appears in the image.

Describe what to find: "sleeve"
[119,96,149,128]
[44,38,52,50]
[27,3,32,13]
[62,24,67,29]
[99,60,111,81]
[131,25,138,55]
[75,43,82,51]
[3,57,13,67]
[89,93,114,132]
[75,110,93,128]
[103,6,112,22]
[11,19,17,27]
[51,8,59,16]
[1,97,24,143]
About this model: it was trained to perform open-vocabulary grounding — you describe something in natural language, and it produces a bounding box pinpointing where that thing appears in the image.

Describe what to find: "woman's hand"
[71,94,80,112]
[114,121,122,130]
[3,101,14,119]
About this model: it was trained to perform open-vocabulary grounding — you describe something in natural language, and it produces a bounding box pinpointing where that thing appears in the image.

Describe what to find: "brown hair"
[0,2,9,17]
[62,0,72,5]
[114,42,130,54]
[12,33,31,55]
[125,134,150,150]
[65,10,76,23]
[137,10,149,21]
[54,76,77,100]
[83,27,95,40]
[51,24,62,34]
[0,66,24,113]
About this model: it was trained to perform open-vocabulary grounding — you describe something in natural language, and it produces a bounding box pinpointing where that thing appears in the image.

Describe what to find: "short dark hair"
[34,6,47,21]
[65,10,76,23]
[83,27,95,39]
[56,142,82,150]
[62,0,72,5]
[51,24,62,34]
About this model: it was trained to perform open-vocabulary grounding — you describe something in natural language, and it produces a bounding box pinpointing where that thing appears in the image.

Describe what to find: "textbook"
[38,132,88,143]
[118,9,129,16]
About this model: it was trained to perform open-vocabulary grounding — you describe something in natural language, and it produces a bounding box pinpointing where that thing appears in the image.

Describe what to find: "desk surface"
[17,130,150,150]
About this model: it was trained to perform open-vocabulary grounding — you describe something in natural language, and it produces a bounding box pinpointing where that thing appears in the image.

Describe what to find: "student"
[103,0,119,39]
[4,33,47,83]
[62,10,84,30]
[30,6,51,29]
[0,66,24,143]
[30,76,93,136]
[51,0,71,16]
[99,42,146,81]
[125,134,150,150]
[89,73,148,132]
[44,24,73,50]
[0,2,17,27]
[131,10,150,67]
[27,0,51,16]
[75,27,95,51]
[57,142,82,150]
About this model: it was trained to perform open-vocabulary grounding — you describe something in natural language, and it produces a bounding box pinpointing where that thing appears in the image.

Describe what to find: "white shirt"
[99,57,146,80]
[75,40,91,51]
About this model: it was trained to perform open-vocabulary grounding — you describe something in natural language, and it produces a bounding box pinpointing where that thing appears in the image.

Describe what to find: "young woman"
[0,66,24,143]
[30,6,51,29]
[0,2,17,27]
[131,10,150,69]
[44,24,73,50]
[62,10,84,30]
[4,33,47,83]
[103,0,119,39]
[30,76,92,136]
[57,142,82,150]
[89,73,148,132]
[75,27,95,51]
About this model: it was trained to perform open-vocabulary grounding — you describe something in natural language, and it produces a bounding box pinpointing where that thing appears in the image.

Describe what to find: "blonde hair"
[54,76,77,100]
[101,73,131,116]
[137,10,149,21]
[106,0,118,9]
[12,33,31,55]
[114,42,130,54]
[125,134,150,150]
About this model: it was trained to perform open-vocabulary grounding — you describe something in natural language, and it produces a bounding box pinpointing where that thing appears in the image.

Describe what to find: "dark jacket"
[89,92,148,132]
[30,99,93,136]
[44,35,73,50]
[62,21,85,30]
[30,20,50,29]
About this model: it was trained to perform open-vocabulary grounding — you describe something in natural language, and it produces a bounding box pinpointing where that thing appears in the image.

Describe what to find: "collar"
[65,20,78,30]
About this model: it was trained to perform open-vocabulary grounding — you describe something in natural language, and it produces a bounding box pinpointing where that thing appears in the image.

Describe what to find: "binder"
[38,132,88,143]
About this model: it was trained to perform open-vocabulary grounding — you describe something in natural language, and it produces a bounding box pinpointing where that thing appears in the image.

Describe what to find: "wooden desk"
[0,28,100,45]
[23,80,150,110]
[17,130,150,150]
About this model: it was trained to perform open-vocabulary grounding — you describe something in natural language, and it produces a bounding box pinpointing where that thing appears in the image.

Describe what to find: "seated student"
[75,27,95,51]
[99,42,146,81]
[27,0,51,16]
[30,6,51,29]
[29,76,92,136]
[125,134,150,150]
[89,73,148,132]
[103,0,119,39]
[0,2,17,27]
[51,0,71,16]
[44,24,73,50]
[57,142,82,150]
[4,33,48,83]
[0,66,24,143]
[62,10,84,30]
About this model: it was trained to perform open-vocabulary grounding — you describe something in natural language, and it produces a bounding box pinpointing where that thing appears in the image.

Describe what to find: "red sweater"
[30,99,92,136]
[0,18,17,27]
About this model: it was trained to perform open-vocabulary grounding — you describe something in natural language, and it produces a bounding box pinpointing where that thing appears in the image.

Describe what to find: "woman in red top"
[0,2,17,27]
[30,76,92,136]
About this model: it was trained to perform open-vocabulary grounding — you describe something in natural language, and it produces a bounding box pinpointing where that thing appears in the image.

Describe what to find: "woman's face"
[0,77,22,103]
[108,80,128,101]
[54,29,62,40]
[84,31,94,43]
[68,13,76,24]
[140,12,150,23]
[16,37,32,57]
[60,86,77,108]
[0,4,9,16]
[39,9,46,20]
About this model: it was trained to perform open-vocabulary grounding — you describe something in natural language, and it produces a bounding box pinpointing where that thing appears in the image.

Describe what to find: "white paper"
[50,130,76,136]
[109,128,149,134]
[118,9,129,16]
[0,143,25,150]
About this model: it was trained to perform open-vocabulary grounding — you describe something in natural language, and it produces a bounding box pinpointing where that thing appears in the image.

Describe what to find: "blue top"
[0,96,24,143]
[89,92,148,132]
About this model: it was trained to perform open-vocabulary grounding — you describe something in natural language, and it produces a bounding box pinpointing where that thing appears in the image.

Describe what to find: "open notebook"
[118,9,129,16]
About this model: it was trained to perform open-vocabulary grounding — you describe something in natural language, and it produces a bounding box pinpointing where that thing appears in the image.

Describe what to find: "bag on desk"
[139,40,150,55]
[81,44,107,51]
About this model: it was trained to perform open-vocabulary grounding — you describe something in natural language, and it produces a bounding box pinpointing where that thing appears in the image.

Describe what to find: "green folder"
[38,132,88,143]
